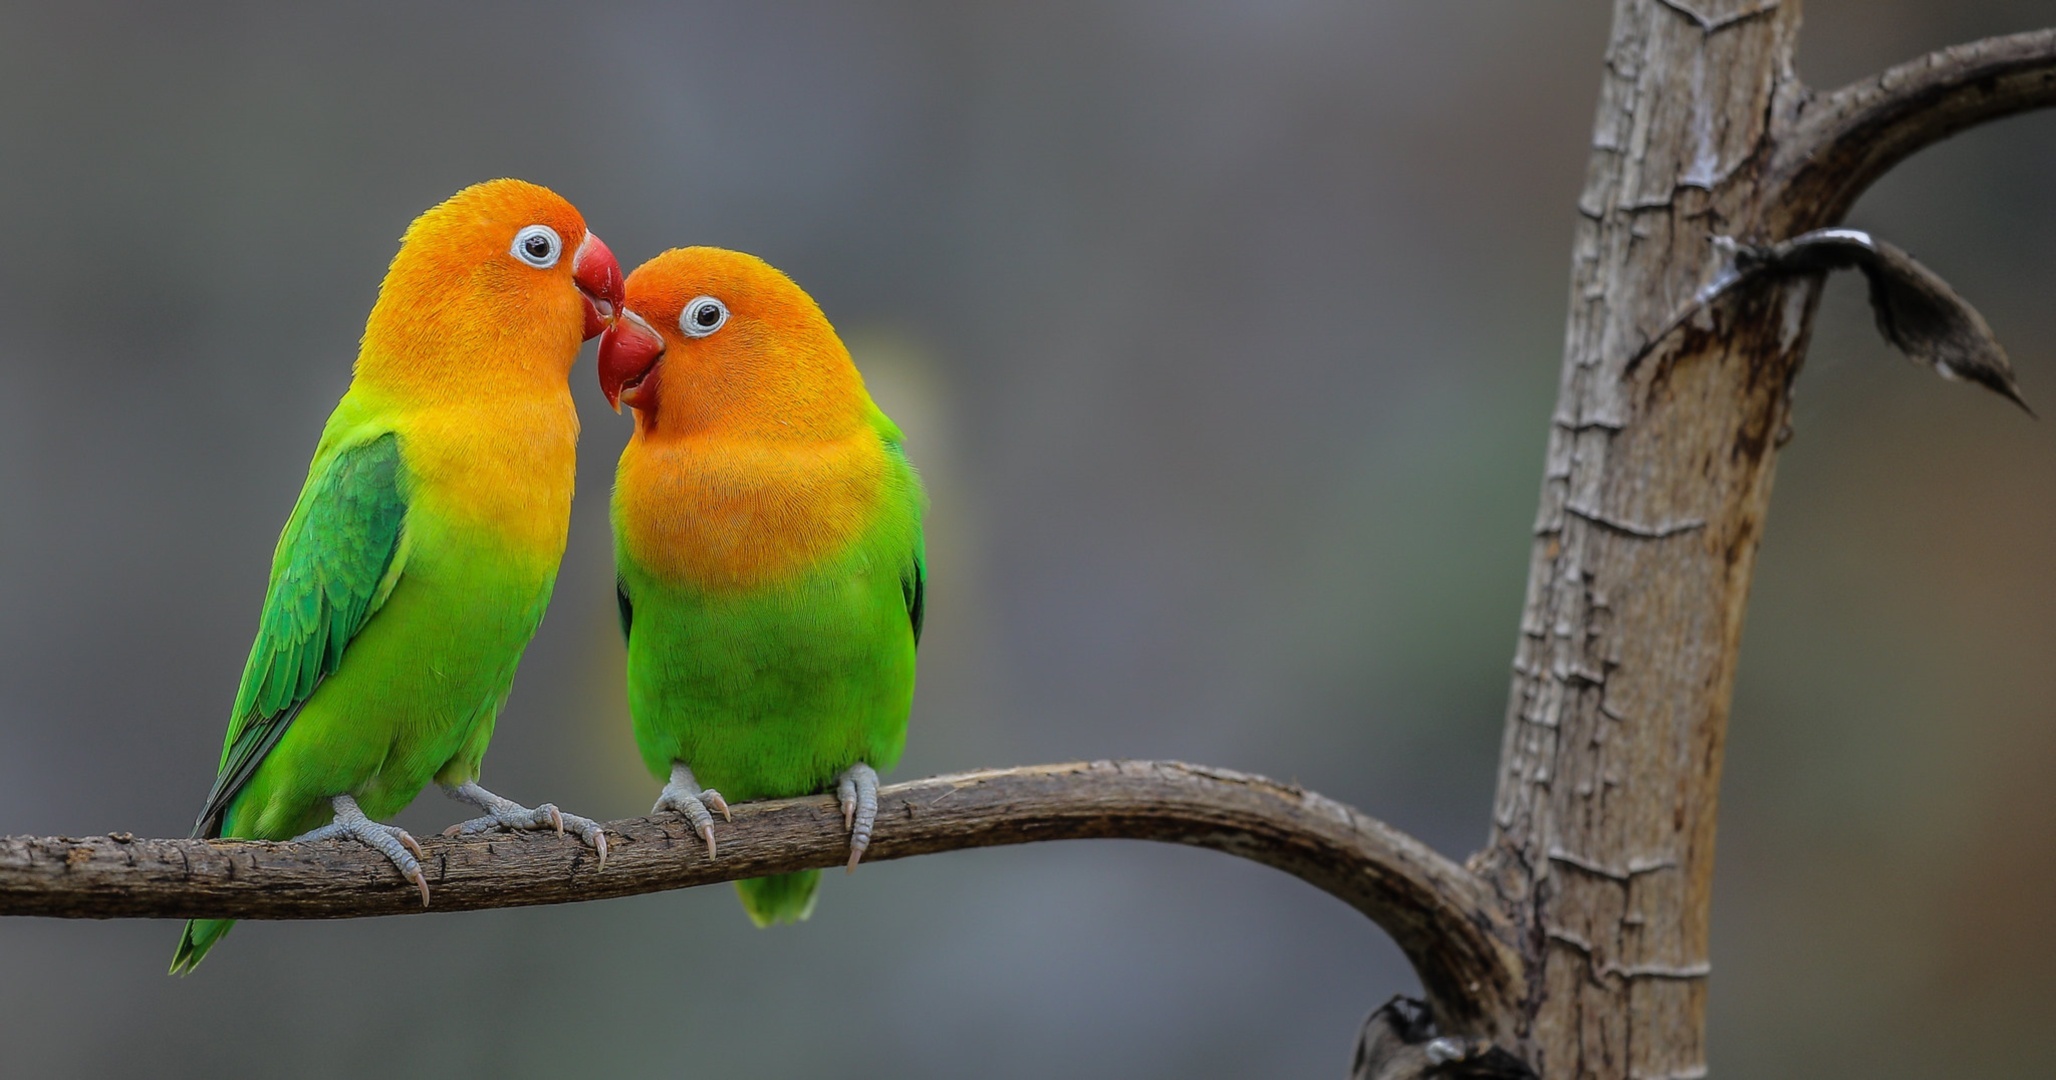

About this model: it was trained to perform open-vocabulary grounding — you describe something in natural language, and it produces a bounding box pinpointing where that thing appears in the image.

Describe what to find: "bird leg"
[292,793,431,907]
[836,762,879,872]
[441,779,609,870]
[652,762,729,858]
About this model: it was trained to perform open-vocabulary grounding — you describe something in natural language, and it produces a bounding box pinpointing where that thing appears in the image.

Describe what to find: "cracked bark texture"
[1478,3,1807,1077]
[1481,4,2056,1078]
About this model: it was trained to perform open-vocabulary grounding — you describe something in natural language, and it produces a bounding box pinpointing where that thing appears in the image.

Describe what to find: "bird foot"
[653,762,729,858]
[292,793,431,906]
[441,780,608,870]
[836,762,879,873]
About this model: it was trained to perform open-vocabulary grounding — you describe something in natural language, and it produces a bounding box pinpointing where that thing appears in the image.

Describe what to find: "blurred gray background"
[2,2,2054,1077]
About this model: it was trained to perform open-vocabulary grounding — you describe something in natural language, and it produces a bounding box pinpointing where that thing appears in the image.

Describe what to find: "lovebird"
[596,248,926,925]
[172,179,624,973]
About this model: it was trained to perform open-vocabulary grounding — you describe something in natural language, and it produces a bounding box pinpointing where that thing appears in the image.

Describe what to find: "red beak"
[573,232,624,341]
[597,309,665,412]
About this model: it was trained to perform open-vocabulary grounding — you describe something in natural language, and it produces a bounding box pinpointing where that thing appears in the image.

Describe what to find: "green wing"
[903,537,925,648]
[872,409,925,649]
[191,432,408,838]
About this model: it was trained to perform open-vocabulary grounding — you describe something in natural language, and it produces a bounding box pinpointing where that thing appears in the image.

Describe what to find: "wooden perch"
[0,758,1523,1038]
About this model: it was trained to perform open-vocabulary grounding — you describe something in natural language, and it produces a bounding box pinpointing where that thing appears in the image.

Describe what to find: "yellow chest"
[616,430,889,591]
[401,397,580,563]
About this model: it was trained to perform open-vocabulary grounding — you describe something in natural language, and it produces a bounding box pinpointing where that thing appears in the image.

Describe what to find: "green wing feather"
[616,577,634,641]
[904,538,925,647]
[190,432,408,838]
[872,408,925,648]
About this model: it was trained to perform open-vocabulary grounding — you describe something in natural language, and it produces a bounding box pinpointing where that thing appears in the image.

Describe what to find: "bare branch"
[0,759,1522,1037]
[1767,28,2056,228]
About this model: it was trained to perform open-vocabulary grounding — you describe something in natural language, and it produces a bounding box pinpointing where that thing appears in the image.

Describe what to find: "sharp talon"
[444,781,597,845]
[655,764,726,856]
[593,831,609,872]
[835,762,879,876]
[314,795,436,908]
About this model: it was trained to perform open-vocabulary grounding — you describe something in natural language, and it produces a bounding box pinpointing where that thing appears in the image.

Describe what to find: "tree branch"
[1766,28,2056,229]
[0,758,1522,1037]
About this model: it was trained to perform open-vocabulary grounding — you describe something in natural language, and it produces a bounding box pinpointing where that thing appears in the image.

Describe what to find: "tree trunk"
[1480,5,2056,1077]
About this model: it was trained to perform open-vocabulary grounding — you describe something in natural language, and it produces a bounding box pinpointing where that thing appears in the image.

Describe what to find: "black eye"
[509,224,562,269]
[679,296,729,337]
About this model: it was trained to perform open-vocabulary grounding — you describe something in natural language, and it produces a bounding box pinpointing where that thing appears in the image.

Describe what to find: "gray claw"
[654,762,724,858]
[556,811,609,872]
[836,762,879,873]
[292,793,431,905]
[440,781,607,867]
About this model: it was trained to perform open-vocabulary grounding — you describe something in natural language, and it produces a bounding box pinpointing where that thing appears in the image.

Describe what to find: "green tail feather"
[170,918,234,975]
[737,871,819,927]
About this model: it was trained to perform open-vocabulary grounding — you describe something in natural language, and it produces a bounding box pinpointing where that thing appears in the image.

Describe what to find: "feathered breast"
[398,396,580,566]
[615,428,893,591]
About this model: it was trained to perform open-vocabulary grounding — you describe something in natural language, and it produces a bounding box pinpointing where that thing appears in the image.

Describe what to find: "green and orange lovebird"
[597,248,926,926]
[171,179,625,973]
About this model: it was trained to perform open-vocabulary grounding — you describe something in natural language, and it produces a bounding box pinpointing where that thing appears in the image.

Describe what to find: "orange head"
[596,247,868,440]
[355,178,623,397]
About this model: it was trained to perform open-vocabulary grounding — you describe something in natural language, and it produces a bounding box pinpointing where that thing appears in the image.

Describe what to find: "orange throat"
[617,428,889,591]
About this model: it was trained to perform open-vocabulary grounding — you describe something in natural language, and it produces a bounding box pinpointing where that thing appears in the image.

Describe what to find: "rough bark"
[1478,4,2056,1078]
[0,759,1519,1035]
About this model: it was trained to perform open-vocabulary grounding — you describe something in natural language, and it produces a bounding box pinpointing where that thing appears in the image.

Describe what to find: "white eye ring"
[510,224,562,269]
[679,296,729,337]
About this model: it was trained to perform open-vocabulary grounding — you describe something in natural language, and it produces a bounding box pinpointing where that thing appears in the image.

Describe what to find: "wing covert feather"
[191,432,408,837]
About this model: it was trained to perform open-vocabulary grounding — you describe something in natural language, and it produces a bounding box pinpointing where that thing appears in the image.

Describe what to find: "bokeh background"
[2,2,2053,1076]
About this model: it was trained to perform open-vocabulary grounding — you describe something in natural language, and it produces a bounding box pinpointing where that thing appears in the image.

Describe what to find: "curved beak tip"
[574,232,625,342]
[597,310,665,413]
